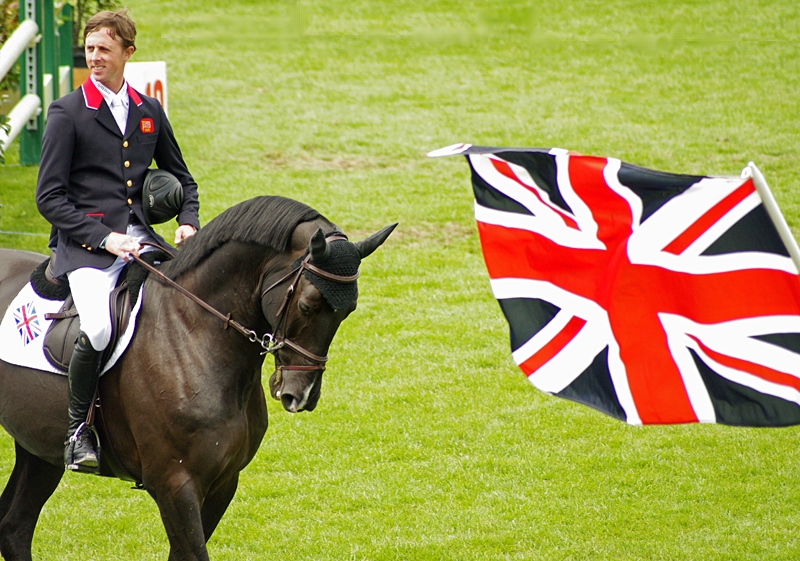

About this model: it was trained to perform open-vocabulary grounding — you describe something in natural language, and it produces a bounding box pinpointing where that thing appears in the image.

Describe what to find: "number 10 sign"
[124,61,169,115]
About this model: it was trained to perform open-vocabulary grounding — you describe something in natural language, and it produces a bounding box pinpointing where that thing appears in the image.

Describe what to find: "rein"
[129,237,358,370]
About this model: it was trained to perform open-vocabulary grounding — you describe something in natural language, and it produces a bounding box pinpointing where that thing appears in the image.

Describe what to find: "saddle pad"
[0,282,144,376]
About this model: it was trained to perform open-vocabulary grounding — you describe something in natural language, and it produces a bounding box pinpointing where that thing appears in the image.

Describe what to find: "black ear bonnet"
[299,234,361,311]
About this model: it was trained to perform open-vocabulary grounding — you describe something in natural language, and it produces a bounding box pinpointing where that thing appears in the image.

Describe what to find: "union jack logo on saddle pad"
[13,301,42,346]
[435,145,800,427]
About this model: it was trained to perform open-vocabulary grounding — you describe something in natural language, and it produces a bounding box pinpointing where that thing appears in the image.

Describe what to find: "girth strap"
[44,307,79,321]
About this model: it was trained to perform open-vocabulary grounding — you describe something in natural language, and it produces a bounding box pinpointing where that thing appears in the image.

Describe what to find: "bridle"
[130,236,359,375]
[259,236,359,374]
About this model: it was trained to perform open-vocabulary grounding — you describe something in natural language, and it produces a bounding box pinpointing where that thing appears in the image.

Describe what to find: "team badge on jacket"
[140,118,154,133]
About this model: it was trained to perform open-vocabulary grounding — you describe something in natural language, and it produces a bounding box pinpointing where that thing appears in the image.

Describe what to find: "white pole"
[743,162,800,274]
[0,93,41,152]
[0,19,39,83]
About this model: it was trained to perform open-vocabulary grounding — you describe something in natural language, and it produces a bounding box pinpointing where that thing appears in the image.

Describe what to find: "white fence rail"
[0,93,41,152]
[0,19,41,154]
[0,19,39,81]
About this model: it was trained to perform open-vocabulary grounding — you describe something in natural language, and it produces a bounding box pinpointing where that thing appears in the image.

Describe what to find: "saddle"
[42,282,132,371]
[29,251,165,372]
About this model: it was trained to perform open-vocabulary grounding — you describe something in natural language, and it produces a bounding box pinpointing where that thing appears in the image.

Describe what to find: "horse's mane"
[159,196,324,279]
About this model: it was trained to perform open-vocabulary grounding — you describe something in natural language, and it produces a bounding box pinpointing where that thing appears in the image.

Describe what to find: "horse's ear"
[309,228,330,262]
[354,223,398,259]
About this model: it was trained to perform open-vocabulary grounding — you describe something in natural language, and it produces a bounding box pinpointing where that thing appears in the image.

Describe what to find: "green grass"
[2,0,800,559]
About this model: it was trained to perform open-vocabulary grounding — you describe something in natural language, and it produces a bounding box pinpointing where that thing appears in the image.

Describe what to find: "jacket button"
[124,160,130,168]
[123,140,128,148]
[127,180,133,187]
[127,198,133,205]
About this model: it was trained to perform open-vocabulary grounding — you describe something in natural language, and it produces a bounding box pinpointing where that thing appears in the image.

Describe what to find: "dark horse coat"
[35,78,200,277]
[0,196,396,561]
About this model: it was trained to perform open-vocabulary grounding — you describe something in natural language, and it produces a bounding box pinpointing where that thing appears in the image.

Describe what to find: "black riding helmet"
[142,169,184,225]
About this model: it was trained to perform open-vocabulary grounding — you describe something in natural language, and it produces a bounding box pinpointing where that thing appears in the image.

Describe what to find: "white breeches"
[67,223,155,351]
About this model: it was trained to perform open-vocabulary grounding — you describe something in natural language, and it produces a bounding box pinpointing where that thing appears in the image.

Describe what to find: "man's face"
[85,28,134,91]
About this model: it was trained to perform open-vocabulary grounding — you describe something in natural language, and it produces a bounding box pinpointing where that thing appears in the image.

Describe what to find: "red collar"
[82,77,143,110]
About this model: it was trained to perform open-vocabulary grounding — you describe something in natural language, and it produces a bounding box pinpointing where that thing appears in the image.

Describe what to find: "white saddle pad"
[0,282,144,375]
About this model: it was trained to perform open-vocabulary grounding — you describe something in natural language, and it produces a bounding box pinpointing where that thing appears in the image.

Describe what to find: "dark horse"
[0,196,395,560]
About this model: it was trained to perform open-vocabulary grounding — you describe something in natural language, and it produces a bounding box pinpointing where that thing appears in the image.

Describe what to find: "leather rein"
[130,237,359,372]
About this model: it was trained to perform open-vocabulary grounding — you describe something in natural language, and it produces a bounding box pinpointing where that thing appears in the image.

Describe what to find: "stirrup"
[66,423,101,474]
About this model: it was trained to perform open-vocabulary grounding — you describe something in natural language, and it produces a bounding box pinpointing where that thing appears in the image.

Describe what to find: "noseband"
[130,237,359,374]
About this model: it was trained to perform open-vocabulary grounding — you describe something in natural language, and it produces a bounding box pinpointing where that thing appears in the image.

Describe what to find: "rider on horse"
[35,9,200,472]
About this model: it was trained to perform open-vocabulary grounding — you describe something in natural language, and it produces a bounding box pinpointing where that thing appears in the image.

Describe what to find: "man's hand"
[174,224,197,245]
[104,232,142,261]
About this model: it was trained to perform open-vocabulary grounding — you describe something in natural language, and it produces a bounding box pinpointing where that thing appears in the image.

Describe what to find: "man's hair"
[83,9,137,50]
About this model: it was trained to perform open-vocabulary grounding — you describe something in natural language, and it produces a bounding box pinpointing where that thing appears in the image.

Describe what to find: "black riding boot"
[64,331,102,472]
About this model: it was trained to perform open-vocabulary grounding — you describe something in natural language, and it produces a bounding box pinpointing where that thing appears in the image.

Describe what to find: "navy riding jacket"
[36,78,200,278]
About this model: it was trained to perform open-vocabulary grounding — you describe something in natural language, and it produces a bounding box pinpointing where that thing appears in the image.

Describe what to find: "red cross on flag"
[430,144,800,426]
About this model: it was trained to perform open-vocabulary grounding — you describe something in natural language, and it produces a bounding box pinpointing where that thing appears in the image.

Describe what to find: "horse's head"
[261,223,396,413]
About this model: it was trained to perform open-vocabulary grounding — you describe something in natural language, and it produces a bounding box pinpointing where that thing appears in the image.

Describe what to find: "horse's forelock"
[159,196,324,279]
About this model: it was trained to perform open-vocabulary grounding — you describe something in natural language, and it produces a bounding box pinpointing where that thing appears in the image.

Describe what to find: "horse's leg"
[201,473,239,543]
[0,442,63,561]
[147,472,210,561]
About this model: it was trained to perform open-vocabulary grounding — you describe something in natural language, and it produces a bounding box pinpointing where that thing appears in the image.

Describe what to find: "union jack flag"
[434,144,800,427]
[13,301,42,346]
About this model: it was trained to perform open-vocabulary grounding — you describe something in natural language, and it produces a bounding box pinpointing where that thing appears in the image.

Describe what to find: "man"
[36,9,200,472]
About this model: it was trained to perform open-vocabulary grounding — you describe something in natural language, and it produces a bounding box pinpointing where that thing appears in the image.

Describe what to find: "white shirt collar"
[91,76,130,110]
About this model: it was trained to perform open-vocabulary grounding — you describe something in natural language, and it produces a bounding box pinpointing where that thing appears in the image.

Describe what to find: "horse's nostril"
[281,393,300,412]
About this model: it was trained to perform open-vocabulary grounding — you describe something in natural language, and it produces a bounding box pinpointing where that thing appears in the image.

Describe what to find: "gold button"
[124,160,130,168]
[87,247,92,251]
[81,244,86,248]
[127,180,133,187]
[123,140,128,148]
[127,198,132,205]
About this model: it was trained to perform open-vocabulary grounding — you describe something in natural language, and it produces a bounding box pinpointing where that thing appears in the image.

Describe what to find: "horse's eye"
[298,301,312,316]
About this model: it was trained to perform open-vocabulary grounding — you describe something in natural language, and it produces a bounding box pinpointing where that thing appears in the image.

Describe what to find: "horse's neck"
[132,244,281,412]
[146,243,283,347]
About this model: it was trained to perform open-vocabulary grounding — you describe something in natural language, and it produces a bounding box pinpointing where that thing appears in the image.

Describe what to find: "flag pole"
[744,162,800,274]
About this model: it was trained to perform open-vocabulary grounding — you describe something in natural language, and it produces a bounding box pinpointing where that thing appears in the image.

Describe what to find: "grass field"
[2,0,800,559]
